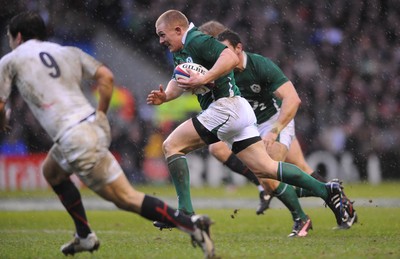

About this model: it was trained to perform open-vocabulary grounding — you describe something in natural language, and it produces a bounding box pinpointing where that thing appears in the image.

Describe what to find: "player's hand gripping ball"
[173,63,214,95]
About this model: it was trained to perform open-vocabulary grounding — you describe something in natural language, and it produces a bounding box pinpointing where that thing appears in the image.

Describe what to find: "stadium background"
[0,0,399,190]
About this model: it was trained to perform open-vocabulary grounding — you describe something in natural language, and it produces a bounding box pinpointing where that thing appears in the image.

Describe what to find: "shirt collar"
[235,51,248,72]
[182,22,195,44]
[242,51,248,69]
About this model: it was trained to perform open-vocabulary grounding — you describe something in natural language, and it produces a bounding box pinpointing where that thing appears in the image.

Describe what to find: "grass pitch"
[1,182,400,259]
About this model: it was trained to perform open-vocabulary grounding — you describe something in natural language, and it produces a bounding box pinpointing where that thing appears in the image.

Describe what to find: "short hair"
[156,10,189,29]
[198,20,226,37]
[8,11,47,41]
[217,29,242,48]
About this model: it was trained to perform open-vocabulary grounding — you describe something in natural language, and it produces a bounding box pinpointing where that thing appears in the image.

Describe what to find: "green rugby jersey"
[172,27,241,110]
[235,52,289,124]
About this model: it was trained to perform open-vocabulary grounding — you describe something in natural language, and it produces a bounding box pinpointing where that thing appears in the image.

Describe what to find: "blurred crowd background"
[0,0,399,183]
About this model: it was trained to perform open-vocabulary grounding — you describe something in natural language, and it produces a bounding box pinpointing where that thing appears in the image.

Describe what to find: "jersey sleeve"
[189,35,227,68]
[71,47,102,79]
[255,55,289,93]
[0,53,15,102]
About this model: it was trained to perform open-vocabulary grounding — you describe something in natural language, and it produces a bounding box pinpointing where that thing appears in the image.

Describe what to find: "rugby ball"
[173,63,213,95]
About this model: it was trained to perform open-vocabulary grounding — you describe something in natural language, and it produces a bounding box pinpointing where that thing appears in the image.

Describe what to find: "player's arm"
[271,81,301,134]
[262,81,300,149]
[0,59,12,132]
[0,101,10,132]
[147,79,184,105]
[207,47,239,81]
[178,48,239,87]
[94,65,114,114]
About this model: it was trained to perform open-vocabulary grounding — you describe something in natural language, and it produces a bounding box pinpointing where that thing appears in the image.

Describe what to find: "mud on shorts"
[257,112,295,150]
[49,111,123,191]
[194,96,261,154]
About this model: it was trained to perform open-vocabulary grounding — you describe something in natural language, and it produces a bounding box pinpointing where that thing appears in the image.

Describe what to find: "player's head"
[217,29,244,70]
[7,11,46,49]
[155,10,189,53]
[198,20,226,37]
[217,29,242,49]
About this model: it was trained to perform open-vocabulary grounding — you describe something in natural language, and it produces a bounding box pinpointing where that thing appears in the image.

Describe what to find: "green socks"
[295,171,327,197]
[295,187,316,198]
[277,162,328,200]
[274,182,308,221]
[167,154,194,215]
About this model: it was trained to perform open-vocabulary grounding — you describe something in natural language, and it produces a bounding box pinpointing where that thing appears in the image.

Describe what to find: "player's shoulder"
[187,28,217,46]
[246,52,273,63]
[0,51,14,69]
[247,52,278,71]
[26,40,81,54]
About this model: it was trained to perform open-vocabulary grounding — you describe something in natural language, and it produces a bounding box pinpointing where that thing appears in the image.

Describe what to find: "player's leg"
[209,142,264,190]
[42,154,92,237]
[218,97,350,227]
[285,137,314,174]
[264,140,312,236]
[42,153,99,255]
[91,153,215,258]
[233,139,324,197]
[285,137,326,197]
[208,141,270,215]
[234,140,349,227]
[286,137,357,227]
[161,118,207,216]
[287,137,327,181]
[54,115,214,258]
[213,97,329,202]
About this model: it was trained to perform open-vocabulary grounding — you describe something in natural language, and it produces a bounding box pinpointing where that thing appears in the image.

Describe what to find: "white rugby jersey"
[0,40,101,141]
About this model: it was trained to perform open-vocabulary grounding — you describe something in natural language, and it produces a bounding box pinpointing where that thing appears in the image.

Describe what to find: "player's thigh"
[163,118,206,156]
[209,141,231,162]
[235,140,278,179]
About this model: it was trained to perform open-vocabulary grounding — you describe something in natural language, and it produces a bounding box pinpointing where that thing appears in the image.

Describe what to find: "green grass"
[1,182,400,258]
[2,181,400,199]
[137,181,400,199]
[0,208,399,259]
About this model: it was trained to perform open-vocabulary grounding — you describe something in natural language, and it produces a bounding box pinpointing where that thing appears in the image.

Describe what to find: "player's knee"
[208,144,219,157]
[42,156,65,184]
[162,139,170,155]
[162,138,179,156]
[209,142,229,161]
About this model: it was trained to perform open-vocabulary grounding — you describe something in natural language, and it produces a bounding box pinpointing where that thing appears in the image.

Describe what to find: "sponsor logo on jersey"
[250,84,261,93]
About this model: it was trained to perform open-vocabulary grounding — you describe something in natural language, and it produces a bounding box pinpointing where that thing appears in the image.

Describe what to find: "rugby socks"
[274,182,308,221]
[295,171,327,197]
[52,180,91,238]
[224,153,264,189]
[277,162,328,200]
[311,171,326,182]
[140,195,194,232]
[167,154,194,215]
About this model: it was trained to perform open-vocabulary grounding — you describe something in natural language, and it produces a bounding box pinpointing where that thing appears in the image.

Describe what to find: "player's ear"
[16,32,23,44]
[236,43,243,53]
[175,26,183,34]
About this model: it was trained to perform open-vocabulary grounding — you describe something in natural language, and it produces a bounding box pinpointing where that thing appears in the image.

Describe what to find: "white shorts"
[49,112,123,191]
[257,112,295,150]
[197,96,260,148]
